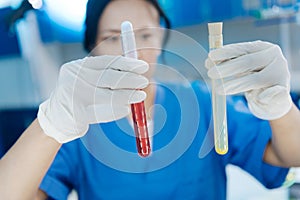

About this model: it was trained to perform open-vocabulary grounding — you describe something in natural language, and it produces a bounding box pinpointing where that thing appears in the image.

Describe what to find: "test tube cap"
[208,22,223,36]
[121,21,133,33]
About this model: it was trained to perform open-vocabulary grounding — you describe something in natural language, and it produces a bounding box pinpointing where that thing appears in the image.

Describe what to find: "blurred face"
[93,0,163,77]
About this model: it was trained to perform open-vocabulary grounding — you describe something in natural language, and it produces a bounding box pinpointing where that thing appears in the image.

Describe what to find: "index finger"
[81,55,149,74]
[208,40,273,63]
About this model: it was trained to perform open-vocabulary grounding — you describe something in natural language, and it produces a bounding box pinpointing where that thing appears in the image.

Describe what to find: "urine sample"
[208,22,228,155]
[121,21,151,157]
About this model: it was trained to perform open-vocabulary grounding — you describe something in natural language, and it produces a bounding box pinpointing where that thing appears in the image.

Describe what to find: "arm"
[0,56,149,199]
[0,119,60,200]
[264,104,300,167]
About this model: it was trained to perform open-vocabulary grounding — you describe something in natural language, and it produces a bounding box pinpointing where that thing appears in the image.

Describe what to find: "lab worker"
[1,0,300,200]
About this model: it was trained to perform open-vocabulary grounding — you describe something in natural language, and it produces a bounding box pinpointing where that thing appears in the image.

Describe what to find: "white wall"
[0,55,39,108]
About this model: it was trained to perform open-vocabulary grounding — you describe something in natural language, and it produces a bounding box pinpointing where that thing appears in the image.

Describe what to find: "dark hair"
[84,0,171,52]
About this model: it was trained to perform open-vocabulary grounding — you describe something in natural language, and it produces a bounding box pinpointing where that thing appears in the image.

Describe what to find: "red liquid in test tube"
[131,102,151,157]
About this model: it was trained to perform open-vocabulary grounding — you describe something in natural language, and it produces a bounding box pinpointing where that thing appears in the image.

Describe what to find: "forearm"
[264,104,300,167]
[0,119,61,200]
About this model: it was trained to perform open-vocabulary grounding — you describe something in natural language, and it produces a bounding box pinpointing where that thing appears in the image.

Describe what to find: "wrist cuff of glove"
[37,101,78,143]
[247,94,293,121]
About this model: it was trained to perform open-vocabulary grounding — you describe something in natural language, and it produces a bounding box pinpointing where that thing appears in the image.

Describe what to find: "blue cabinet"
[0,108,38,158]
[0,7,20,57]
[159,0,246,27]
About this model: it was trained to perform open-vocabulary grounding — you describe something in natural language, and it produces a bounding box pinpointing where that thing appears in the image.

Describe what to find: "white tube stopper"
[208,22,223,49]
[121,21,138,59]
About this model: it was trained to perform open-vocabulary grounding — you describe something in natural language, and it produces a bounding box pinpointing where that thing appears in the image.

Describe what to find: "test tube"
[121,21,151,157]
[208,22,228,155]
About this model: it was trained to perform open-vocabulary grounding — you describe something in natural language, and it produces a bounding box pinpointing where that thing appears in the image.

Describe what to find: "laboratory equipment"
[121,21,151,157]
[208,22,228,155]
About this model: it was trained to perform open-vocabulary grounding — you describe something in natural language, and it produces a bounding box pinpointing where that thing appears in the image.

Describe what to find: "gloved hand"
[38,55,149,143]
[206,40,292,120]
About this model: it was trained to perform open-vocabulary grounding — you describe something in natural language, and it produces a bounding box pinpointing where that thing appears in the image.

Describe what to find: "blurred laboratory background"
[1,0,300,199]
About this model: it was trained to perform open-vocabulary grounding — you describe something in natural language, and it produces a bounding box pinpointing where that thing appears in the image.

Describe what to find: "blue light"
[44,0,88,32]
[0,0,11,9]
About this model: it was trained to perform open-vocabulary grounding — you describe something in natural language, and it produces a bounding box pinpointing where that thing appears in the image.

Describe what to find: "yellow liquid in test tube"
[208,22,228,155]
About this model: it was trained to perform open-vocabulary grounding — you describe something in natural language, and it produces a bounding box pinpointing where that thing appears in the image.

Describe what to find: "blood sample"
[121,21,151,157]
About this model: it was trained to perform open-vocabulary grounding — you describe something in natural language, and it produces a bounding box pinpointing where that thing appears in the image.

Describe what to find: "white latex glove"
[206,40,292,120]
[38,55,149,143]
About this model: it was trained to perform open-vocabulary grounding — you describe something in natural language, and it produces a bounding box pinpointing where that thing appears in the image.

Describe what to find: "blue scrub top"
[40,81,289,200]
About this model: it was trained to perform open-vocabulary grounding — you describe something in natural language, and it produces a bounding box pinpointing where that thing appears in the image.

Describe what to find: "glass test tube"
[208,22,228,155]
[121,21,151,157]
